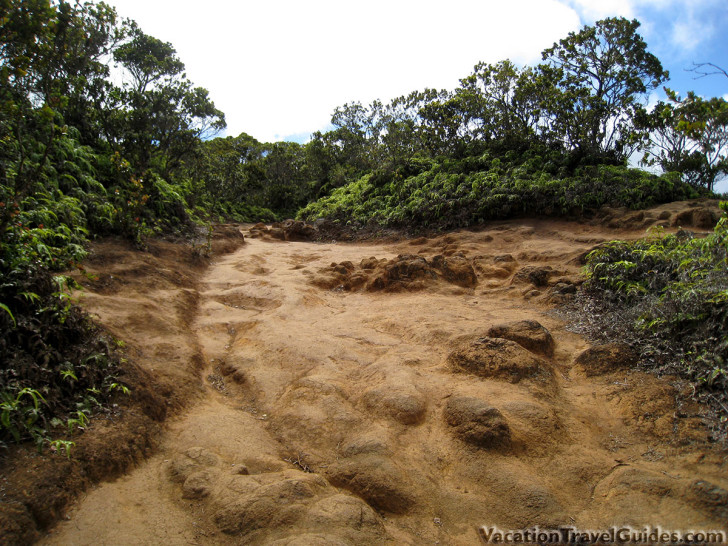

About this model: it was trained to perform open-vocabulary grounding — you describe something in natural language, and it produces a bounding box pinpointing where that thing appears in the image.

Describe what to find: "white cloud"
[104,0,581,142]
[563,0,636,20]
[567,0,724,55]
[671,19,703,52]
[669,4,718,55]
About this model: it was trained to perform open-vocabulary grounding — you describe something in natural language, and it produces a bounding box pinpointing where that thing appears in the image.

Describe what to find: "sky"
[101,0,728,143]
[103,0,728,188]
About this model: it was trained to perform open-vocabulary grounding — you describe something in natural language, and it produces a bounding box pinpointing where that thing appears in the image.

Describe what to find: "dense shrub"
[298,153,700,231]
[0,205,123,453]
[574,202,728,434]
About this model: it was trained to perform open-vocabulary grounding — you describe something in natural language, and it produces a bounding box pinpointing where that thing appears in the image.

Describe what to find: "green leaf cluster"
[581,202,728,417]
[1,0,220,453]
[298,152,698,231]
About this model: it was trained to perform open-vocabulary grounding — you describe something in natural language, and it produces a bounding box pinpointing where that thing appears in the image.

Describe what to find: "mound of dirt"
[311,253,478,291]
[487,319,556,357]
[325,456,417,514]
[572,343,638,377]
[672,207,719,229]
[448,337,552,384]
[443,396,512,448]
[18,199,728,546]
[248,220,317,242]
[360,386,427,425]
[511,265,554,287]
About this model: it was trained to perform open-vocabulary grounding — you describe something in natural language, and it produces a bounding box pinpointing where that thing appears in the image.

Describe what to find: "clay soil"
[2,200,727,544]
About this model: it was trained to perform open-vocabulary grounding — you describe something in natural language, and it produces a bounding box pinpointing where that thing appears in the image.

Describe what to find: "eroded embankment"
[4,200,728,545]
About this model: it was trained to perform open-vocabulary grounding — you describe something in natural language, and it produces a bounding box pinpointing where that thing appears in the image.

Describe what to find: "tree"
[457,60,557,151]
[380,91,428,162]
[113,23,184,93]
[109,24,225,176]
[187,132,264,212]
[640,91,728,191]
[0,0,112,238]
[688,62,728,81]
[260,141,309,213]
[542,17,668,164]
[415,88,471,158]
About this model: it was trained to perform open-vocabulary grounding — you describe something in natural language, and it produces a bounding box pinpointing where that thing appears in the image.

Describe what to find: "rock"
[673,208,717,229]
[368,254,435,291]
[443,396,511,448]
[360,388,427,425]
[693,209,718,229]
[214,474,325,536]
[302,494,385,534]
[448,337,550,383]
[269,227,286,240]
[512,265,553,287]
[685,480,728,521]
[169,447,219,484]
[487,320,555,357]
[546,281,577,304]
[494,254,516,264]
[248,223,268,238]
[215,496,304,536]
[182,470,214,499]
[312,254,478,292]
[326,456,416,514]
[501,400,559,436]
[281,219,316,241]
[573,343,637,376]
[431,255,478,287]
[359,257,378,269]
[550,281,576,295]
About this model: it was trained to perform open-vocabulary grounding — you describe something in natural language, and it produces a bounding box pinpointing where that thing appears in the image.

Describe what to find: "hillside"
[1,200,725,544]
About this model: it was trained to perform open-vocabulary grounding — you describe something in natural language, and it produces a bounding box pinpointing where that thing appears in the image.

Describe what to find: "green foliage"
[0,255,127,451]
[581,202,728,422]
[0,0,196,454]
[638,90,728,191]
[298,152,698,231]
[541,17,668,164]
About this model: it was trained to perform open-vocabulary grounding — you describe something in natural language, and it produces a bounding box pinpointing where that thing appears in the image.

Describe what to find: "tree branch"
[687,62,728,80]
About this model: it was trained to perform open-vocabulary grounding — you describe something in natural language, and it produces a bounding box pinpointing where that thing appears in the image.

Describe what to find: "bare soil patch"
[2,203,727,545]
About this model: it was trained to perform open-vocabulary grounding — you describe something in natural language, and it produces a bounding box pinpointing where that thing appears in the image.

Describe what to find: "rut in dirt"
[41,206,728,544]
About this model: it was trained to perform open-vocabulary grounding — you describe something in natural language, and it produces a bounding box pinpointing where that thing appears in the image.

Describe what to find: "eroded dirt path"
[42,203,728,544]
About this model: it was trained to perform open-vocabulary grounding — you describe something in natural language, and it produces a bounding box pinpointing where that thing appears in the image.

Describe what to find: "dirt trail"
[40,201,727,544]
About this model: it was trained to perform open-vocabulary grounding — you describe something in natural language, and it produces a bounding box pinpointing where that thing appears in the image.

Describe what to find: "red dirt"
[2,200,727,545]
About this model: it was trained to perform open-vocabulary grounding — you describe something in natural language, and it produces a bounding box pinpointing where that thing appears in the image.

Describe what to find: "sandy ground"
[34,200,728,544]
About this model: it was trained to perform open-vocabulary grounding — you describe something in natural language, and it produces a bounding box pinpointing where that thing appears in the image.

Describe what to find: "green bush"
[298,152,700,231]
[578,202,728,431]
[0,194,125,451]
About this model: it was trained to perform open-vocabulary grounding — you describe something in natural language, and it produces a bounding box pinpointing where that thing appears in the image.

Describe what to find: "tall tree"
[109,24,225,175]
[457,60,557,151]
[640,91,728,191]
[542,17,668,164]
